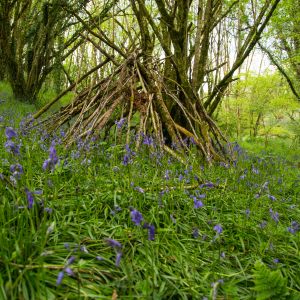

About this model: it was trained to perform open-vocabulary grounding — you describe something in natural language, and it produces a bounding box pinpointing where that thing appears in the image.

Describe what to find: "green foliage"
[252,261,289,300]
[0,102,300,299]
[218,71,300,143]
[36,87,74,110]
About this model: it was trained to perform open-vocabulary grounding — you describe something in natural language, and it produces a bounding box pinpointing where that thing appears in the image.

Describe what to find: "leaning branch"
[32,58,111,120]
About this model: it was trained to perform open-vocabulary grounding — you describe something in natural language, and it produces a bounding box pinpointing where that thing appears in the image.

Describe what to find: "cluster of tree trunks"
[2,0,282,161]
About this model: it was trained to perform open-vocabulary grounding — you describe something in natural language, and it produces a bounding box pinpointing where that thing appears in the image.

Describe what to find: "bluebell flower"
[164,170,170,180]
[64,243,70,250]
[259,220,267,229]
[147,224,155,241]
[130,208,143,226]
[64,267,74,276]
[192,228,199,238]
[115,251,122,267]
[143,135,153,146]
[135,186,145,193]
[10,163,23,179]
[56,271,64,286]
[189,137,196,145]
[25,188,34,208]
[105,238,122,249]
[43,143,59,170]
[193,198,204,209]
[5,140,20,155]
[200,182,214,188]
[287,221,300,234]
[5,127,17,139]
[67,256,76,265]
[268,194,276,201]
[213,224,223,235]
[44,207,53,214]
[115,118,126,129]
[269,209,279,223]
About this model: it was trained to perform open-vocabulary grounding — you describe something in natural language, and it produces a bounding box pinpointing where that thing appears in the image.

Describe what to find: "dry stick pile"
[32,54,229,163]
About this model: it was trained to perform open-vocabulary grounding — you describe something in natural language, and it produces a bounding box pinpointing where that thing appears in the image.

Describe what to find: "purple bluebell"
[252,167,259,174]
[34,189,43,195]
[110,205,122,215]
[115,118,126,129]
[143,135,153,146]
[193,198,204,209]
[43,143,59,171]
[164,170,170,180]
[147,224,155,241]
[287,221,300,234]
[192,228,199,238]
[10,163,23,179]
[5,140,20,155]
[25,189,34,208]
[67,256,76,265]
[10,176,17,186]
[56,271,64,286]
[105,238,122,249]
[195,190,206,198]
[259,220,267,229]
[5,127,17,139]
[213,224,223,235]
[44,207,53,214]
[135,186,145,193]
[268,194,276,201]
[96,256,104,261]
[122,144,134,166]
[189,137,196,145]
[64,267,74,276]
[220,252,226,258]
[130,208,143,226]
[273,258,279,264]
[200,182,214,188]
[269,208,279,223]
[115,251,122,267]
[64,243,70,250]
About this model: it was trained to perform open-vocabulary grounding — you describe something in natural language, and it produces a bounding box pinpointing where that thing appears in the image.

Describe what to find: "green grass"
[0,105,299,299]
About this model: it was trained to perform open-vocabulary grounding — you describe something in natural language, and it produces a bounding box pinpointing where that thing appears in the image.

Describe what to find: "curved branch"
[258,42,300,101]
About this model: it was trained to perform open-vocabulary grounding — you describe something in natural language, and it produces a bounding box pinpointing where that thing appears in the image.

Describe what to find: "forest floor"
[0,101,299,299]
